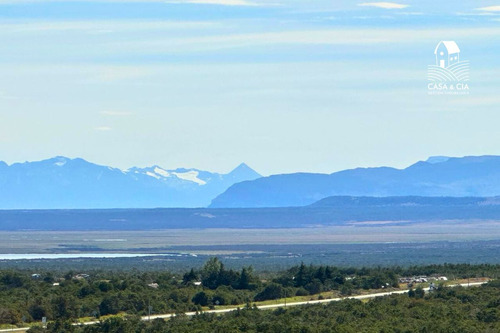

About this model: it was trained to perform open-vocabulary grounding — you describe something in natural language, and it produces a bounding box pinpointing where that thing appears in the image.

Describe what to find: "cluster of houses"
[31,272,90,286]
[399,275,448,287]
[147,281,201,289]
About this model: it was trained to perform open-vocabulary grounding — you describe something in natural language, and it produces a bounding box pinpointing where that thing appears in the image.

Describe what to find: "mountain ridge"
[309,195,500,208]
[209,155,500,208]
[0,156,261,209]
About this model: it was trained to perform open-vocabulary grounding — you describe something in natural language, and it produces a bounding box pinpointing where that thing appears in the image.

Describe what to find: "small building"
[31,273,41,279]
[434,41,460,68]
[147,283,159,289]
[194,281,202,286]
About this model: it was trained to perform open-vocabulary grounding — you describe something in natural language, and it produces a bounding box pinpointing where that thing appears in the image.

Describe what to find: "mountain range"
[1,155,500,209]
[0,157,261,209]
[209,155,500,208]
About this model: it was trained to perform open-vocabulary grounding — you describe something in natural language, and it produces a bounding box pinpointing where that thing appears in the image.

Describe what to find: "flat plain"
[1,205,499,270]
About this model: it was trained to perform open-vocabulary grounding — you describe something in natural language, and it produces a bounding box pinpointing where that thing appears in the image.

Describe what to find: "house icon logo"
[427,41,470,95]
[435,41,460,69]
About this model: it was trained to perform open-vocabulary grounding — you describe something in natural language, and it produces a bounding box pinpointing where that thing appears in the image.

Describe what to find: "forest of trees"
[0,260,498,329]
[31,280,500,333]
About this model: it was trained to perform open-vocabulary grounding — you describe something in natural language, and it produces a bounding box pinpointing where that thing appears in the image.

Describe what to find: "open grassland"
[0,220,499,254]
[0,220,499,271]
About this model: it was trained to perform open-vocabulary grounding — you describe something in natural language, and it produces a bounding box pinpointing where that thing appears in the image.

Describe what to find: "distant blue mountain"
[209,156,500,208]
[309,196,500,208]
[1,196,499,231]
[0,157,261,209]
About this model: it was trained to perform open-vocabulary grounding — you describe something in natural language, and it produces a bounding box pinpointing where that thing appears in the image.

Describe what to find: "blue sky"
[1,1,500,175]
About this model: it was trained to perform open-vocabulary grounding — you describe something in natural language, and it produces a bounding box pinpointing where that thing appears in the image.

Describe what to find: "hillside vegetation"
[51,281,500,333]
[0,261,498,330]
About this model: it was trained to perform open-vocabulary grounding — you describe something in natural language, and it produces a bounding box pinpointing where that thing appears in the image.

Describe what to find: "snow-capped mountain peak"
[51,156,70,167]
[0,157,262,208]
[153,166,170,178]
[172,170,206,185]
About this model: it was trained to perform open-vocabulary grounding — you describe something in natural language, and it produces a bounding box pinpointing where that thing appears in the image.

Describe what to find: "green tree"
[182,269,198,285]
[0,307,21,325]
[415,286,425,299]
[201,258,223,289]
[254,283,284,301]
[192,292,209,306]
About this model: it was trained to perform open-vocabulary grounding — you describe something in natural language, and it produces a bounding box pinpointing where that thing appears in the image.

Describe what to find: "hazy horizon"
[2,153,495,176]
[1,0,500,175]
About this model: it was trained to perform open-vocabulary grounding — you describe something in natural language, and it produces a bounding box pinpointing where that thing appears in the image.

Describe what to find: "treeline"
[0,261,499,326]
[33,280,500,333]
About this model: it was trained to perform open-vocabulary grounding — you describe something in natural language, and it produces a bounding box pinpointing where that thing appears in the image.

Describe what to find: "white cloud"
[164,0,262,6]
[0,0,264,3]
[398,12,423,16]
[0,20,219,33]
[3,23,500,65]
[358,2,409,9]
[476,6,500,12]
[104,27,500,55]
[101,111,134,116]
[456,12,498,17]
[95,126,112,131]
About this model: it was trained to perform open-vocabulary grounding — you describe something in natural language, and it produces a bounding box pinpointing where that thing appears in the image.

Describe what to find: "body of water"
[0,253,181,260]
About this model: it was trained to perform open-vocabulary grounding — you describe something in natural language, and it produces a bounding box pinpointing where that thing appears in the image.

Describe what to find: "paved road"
[0,281,486,332]
[146,282,485,321]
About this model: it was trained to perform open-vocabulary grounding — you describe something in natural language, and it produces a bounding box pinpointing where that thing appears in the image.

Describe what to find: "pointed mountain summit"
[0,157,262,209]
[228,163,261,179]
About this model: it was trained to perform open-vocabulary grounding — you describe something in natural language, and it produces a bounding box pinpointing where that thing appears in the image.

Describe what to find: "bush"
[295,288,309,296]
[0,307,21,324]
[192,292,210,306]
[99,296,120,315]
[254,283,284,302]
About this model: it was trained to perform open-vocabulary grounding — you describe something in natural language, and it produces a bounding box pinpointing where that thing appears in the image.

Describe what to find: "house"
[434,41,460,68]
[398,276,428,284]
